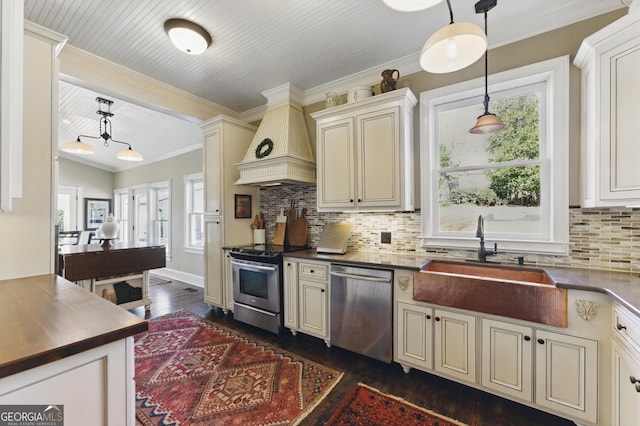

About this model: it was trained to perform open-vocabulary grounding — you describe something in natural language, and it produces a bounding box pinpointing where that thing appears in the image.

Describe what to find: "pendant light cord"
[482,10,490,114]
[446,0,454,24]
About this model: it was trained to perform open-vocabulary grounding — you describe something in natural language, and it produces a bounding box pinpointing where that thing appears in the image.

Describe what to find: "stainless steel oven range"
[229,245,307,334]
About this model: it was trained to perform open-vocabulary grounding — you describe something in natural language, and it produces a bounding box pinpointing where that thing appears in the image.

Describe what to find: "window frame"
[150,180,171,260]
[113,188,130,243]
[184,172,204,253]
[419,56,569,255]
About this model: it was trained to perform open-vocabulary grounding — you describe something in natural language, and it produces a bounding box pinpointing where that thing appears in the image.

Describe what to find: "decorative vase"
[100,214,119,239]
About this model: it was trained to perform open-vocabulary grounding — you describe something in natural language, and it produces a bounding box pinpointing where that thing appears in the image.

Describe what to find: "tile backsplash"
[259,185,640,274]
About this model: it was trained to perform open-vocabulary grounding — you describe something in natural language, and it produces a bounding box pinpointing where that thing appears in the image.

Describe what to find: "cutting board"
[273,208,287,245]
[287,208,308,247]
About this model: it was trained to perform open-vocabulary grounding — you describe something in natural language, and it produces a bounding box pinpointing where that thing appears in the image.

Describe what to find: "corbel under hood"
[235,84,316,186]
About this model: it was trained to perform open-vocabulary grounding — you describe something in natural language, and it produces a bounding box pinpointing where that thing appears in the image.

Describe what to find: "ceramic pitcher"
[380,69,400,93]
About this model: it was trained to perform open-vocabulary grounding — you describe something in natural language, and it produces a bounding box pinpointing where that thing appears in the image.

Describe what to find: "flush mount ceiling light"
[382,0,444,12]
[469,0,505,134]
[62,97,144,162]
[420,0,487,73]
[164,18,212,55]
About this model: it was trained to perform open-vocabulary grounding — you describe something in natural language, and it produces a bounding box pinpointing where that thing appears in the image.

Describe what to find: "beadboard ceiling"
[24,0,626,171]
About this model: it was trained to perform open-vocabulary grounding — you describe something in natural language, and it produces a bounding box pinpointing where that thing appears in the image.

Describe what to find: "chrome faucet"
[476,215,497,262]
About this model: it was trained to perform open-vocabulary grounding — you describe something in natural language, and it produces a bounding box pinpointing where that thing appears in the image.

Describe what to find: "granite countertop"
[284,249,640,318]
[0,274,148,378]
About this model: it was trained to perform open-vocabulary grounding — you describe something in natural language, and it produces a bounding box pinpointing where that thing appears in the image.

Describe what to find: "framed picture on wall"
[234,194,252,219]
[85,198,112,230]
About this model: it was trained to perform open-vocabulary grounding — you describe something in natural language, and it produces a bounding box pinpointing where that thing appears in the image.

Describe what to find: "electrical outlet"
[381,231,391,244]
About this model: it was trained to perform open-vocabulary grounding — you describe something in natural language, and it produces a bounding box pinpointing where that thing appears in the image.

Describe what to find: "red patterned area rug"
[134,310,343,425]
[326,383,467,426]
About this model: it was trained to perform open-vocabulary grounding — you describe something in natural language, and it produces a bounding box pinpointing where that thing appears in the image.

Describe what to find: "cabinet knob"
[310,269,314,273]
[537,338,545,344]
[321,289,325,293]
[350,199,354,202]
[617,323,627,331]
[524,336,531,341]
[630,376,640,384]
[435,316,441,321]
[426,314,431,320]
[358,198,362,202]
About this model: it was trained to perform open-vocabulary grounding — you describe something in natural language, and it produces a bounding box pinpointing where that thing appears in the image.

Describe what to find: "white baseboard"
[149,268,204,288]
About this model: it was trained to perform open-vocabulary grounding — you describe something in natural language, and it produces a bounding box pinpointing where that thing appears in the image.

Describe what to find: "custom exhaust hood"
[235,83,316,186]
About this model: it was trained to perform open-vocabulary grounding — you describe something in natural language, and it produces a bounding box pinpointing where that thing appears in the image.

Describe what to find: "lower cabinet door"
[282,259,299,330]
[535,329,598,423]
[298,279,328,338]
[434,308,476,384]
[481,319,533,402]
[396,302,433,371]
[612,341,640,426]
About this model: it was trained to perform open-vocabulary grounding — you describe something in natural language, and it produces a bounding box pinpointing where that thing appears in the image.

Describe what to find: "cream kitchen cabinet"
[611,303,640,426]
[575,7,640,207]
[434,308,477,384]
[204,215,223,308]
[283,258,299,331]
[482,318,533,402]
[612,341,640,426]
[298,261,330,343]
[282,258,330,346]
[396,301,433,373]
[394,285,608,424]
[535,329,598,423]
[311,88,417,212]
[202,116,259,311]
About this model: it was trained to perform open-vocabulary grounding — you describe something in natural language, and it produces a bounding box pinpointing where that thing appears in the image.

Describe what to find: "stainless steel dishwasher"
[330,264,393,363]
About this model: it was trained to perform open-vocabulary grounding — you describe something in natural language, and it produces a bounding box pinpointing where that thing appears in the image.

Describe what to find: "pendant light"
[382,0,444,12]
[164,18,212,55]
[420,0,487,74]
[469,0,505,134]
[63,97,144,162]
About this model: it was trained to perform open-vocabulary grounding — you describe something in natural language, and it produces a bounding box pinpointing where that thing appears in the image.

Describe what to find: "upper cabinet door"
[356,107,401,208]
[575,9,640,207]
[316,118,355,210]
[203,127,222,214]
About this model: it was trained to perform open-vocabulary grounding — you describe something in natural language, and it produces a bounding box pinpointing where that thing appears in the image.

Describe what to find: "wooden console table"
[58,242,165,310]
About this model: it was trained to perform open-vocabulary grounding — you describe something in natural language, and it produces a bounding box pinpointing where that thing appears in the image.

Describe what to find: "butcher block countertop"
[0,274,147,378]
[284,249,640,318]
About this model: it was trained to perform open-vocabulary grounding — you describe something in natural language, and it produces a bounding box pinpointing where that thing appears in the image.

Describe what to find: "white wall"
[0,32,58,280]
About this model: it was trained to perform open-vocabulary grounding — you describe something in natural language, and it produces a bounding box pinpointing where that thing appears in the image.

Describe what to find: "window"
[114,188,130,242]
[57,185,80,231]
[185,173,204,251]
[129,182,171,259]
[151,182,170,248]
[420,56,569,255]
[133,185,149,244]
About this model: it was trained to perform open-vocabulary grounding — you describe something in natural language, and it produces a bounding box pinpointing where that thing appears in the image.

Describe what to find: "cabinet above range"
[311,88,417,212]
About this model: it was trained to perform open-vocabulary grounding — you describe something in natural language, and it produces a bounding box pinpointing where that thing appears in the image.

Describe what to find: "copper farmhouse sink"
[414,260,568,327]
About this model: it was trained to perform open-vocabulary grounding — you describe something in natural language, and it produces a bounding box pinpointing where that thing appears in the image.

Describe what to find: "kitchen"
[2,0,640,425]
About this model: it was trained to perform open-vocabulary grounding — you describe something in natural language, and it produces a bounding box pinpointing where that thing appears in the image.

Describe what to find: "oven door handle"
[231,259,278,272]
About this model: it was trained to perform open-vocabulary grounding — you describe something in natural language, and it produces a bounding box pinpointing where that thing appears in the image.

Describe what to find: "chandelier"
[62,97,143,161]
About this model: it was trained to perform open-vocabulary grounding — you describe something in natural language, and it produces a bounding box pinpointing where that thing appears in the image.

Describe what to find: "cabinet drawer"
[299,262,328,281]
[613,304,640,351]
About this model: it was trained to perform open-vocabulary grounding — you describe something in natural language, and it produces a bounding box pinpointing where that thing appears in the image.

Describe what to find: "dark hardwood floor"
[130,279,575,426]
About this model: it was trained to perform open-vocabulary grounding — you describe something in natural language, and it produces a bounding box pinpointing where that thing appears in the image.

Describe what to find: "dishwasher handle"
[330,270,392,283]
